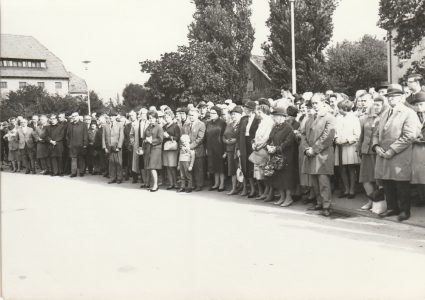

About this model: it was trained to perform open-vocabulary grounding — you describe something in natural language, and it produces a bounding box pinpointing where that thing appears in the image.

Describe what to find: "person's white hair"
[302,92,313,101]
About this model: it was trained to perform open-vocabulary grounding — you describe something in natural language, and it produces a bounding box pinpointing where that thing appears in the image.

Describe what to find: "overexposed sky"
[1,0,385,100]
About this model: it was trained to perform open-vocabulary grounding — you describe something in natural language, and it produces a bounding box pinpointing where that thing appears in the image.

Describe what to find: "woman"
[358,96,388,210]
[4,124,19,172]
[162,110,180,189]
[35,115,51,175]
[206,106,227,191]
[143,111,164,192]
[252,104,274,201]
[334,99,361,198]
[223,105,242,195]
[265,107,299,207]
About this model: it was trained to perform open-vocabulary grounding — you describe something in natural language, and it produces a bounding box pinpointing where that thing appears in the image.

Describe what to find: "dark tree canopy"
[122,83,151,109]
[262,0,338,93]
[326,35,388,95]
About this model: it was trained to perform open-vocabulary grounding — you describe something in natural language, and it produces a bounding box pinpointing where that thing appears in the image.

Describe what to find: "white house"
[0,34,87,98]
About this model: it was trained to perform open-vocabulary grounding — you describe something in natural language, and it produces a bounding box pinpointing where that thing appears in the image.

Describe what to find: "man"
[58,113,70,174]
[46,115,66,176]
[30,115,39,130]
[301,93,336,217]
[373,84,420,221]
[124,111,138,182]
[17,118,37,174]
[95,115,108,176]
[135,108,150,187]
[176,107,188,129]
[411,92,425,207]
[182,108,206,191]
[406,74,423,105]
[375,81,389,97]
[66,112,88,177]
[103,115,125,184]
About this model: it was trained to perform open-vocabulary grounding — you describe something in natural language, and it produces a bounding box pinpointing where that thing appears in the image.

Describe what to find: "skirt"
[8,149,20,161]
[335,144,360,166]
[359,154,376,183]
[144,145,162,170]
[162,150,178,167]
[226,151,237,176]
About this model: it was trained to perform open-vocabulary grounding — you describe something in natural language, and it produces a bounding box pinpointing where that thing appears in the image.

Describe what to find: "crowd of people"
[1,73,425,221]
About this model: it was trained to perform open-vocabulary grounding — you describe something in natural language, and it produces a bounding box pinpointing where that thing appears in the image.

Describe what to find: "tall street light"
[289,0,296,94]
[82,60,91,115]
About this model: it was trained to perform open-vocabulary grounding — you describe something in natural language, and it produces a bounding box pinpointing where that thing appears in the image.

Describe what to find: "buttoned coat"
[411,112,425,184]
[46,123,66,157]
[182,119,206,158]
[102,121,124,151]
[373,104,421,181]
[35,125,50,159]
[17,126,37,150]
[67,121,88,157]
[301,112,336,175]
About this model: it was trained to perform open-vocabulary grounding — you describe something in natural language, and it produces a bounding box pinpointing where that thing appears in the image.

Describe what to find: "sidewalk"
[331,192,425,228]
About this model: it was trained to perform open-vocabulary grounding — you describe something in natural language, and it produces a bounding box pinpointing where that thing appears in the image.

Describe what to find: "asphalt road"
[1,172,425,300]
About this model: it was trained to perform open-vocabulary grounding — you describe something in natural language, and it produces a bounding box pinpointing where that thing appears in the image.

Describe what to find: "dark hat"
[90,120,97,125]
[230,105,243,115]
[373,96,386,103]
[258,98,269,106]
[375,81,390,92]
[210,105,222,117]
[286,105,299,117]
[411,92,425,104]
[407,73,423,82]
[385,84,404,96]
[197,101,207,108]
[271,106,287,116]
[176,107,188,114]
[244,100,257,110]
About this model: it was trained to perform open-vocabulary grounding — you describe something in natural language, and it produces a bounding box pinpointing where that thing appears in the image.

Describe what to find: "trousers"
[192,157,205,188]
[382,180,411,214]
[109,150,123,180]
[21,147,36,172]
[179,161,193,188]
[51,156,63,175]
[71,155,85,175]
[311,174,332,209]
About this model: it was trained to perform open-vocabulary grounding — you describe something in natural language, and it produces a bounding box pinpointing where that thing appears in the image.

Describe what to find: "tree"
[122,83,150,109]
[378,0,425,80]
[326,35,388,95]
[189,0,255,102]
[262,0,338,92]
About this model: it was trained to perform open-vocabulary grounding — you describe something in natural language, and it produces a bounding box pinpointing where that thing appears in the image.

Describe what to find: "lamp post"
[289,0,296,94]
[82,60,91,115]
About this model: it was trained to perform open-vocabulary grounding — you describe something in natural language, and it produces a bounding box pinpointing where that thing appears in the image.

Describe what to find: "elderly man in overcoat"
[182,108,206,191]
[17,118,37,174]
[301,94,336,217]
[67,112,88,177]
[103,115,125,184]
[373,85,421,221]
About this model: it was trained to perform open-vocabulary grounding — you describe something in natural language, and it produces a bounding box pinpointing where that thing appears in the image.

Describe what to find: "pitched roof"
[0,34,69,79]
[250,55,272,82]
[68,72,88,94]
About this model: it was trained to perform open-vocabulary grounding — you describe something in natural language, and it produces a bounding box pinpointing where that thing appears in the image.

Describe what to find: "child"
[4,124,20,172]
[177,134,195,193]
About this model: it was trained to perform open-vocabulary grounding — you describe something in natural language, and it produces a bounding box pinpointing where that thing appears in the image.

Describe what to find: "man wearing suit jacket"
[182,108,206,191]
[301,94,336,217]
[103,115,125,184]
[67,112,88,177]
[373,85,421,221]
[17,118,37,174]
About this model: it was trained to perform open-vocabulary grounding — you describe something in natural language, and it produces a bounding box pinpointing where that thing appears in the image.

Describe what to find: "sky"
[1,0,385,100]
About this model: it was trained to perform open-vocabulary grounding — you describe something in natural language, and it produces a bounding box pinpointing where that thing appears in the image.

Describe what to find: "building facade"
[0,34,86,98]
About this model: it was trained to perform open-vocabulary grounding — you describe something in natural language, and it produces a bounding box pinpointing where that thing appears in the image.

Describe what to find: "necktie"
[387,109,393,122]
[418,112,424,124]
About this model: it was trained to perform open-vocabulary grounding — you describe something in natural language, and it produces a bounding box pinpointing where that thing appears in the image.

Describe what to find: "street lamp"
[82,60,91,115]
[289,0,296,94]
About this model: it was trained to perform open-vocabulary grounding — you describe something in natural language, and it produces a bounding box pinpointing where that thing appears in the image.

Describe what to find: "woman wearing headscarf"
[162,110,181,189]
[358,96,388,211]
[223,105,242,195]
[205,106,227,191]
[265,107,299,207]
[143,111,164,192]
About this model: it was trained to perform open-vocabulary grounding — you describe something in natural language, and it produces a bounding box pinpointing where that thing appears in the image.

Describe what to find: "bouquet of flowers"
[263,153,287,177]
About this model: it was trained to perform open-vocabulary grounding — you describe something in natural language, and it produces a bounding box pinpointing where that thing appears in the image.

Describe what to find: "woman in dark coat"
[35,115,51,175]
[266,107,299,207]
[206,106,227,191]
[143,111,164,192]
[223,105,242,195]
[238,101,259,197]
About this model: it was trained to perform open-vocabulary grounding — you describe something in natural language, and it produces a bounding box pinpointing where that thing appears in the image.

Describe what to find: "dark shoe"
[185,188,192,193]
[247,193,256,199]
[79,173,84,177]
[347,193,356,199]
[103,173,109,178]
[108,179,117,184]
[303,197,316,205]
[338,193,348,199]
[140,184,146,189]
[209,186,218,191]
[132,178,138,184]
[70,174,77,178]
[166,186,175,190]
[194,187,202,192]
[379,209,399,218]
[32,170,36,174]
[397,212,410,222]
[217,188,225,192]
[25,170,30,174]
[177,188,185,193]
[292,195,301,201]
[308,205,323,211]
[321,209,331,217]
[117,180,122,184]
[150,187,159,192]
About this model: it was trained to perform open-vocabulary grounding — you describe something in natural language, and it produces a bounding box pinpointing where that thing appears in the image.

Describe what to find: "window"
[12,61,18,67]
[23,61,28,67]
[19,82,27,88]
[40,62,46,68]
[0,82,7,89]
[17,61,23,67]
[55,82,62,89]
[37,82,45,88]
